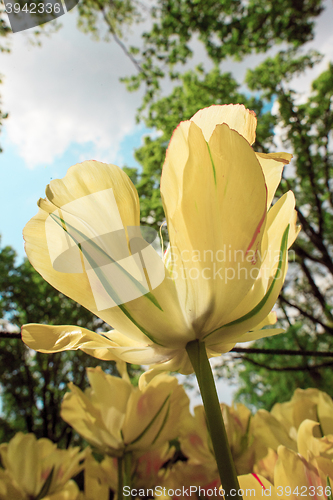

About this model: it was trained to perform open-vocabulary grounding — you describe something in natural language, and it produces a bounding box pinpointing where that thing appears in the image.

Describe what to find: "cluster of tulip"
[15,103,306,497]
[0,377,332,500]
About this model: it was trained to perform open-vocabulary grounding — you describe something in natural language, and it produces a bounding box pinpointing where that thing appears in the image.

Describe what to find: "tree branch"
[279,295,333,334]
[234,356,333,372]
[231,347,333,357]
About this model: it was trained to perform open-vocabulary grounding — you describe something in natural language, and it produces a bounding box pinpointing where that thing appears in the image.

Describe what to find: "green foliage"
[76,0,142,40]
[0,240,120,446]
[120,0,325,109]
[230,324,333,411]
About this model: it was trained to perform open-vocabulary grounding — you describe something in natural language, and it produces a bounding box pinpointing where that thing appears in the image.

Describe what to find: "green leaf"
[34,466,54,500]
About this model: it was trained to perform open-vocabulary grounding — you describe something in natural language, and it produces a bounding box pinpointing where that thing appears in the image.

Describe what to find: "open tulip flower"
[60,367,189,458]
[22,104,299,375]
[239,441,333,500]
[270,388,333,438]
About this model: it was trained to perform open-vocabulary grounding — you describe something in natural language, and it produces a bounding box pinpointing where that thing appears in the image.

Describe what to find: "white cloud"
[287,0,333,103]
[1,0,332,169]
[0,13,147,168]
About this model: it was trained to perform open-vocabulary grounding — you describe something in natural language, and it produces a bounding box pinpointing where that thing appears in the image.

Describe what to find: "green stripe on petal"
[152,403,170,445]
[50,214,164,346]
[50,213,164,312]
[206,142,217,186]
[128,394,170,446]
[204,224,290,339]
[35,467,54,500]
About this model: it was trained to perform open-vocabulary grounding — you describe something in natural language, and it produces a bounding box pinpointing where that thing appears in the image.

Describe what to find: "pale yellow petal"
[252,412,297,452]
[275,446,326,500]
[190,104,257,144]
[204,219,289,348]
[161,121,267,336]
[256,152,293,208]
[61,387,122,453]
[6,433,39,496]
[86,367,132,434]
[206,190,298,349]
[238,474,278,500]
[237,327,285,343]
[21,324,121,356]
[46,481,79,500]
[253,311,277,329]
[297,420,324,458]
[24,161,193,350]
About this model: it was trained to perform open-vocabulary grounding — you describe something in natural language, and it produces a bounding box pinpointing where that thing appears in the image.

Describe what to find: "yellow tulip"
[179,402,256,475]
[251,408,298,455]
[80,450,116,500]
[239,445,333,500]
[271,388,333,437]
[60,367,189,457]
[22,104,299,373]
[0,433,84,500]
[252,448,278,485]
[80,443,176,499]
[238,474,279,500]
[161,461,220,499]
[297,420,333,463]
[133,445,175,491]
[274,445,333,500]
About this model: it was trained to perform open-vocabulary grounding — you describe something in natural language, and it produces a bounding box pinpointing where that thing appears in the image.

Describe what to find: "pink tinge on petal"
[245,180,267,262]
[189,433,204,448]
[137,393,149,416]
[252,473,266,490]
[41,467,52,482]
[299,455,322,500]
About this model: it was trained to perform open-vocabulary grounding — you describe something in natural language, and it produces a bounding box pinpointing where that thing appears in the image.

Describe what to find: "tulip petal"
[275,446,327,499]
[21,324,121,356]
[24,161,193,349]
[162,121,267,336]
[86,367,132,433]
[61,387,123,453]
[21,323,181,366]
[256,152,293,208]
[238,474,278,499]
[210,189,299,339]
[205,223,289,346]
[191,104,257,144]
[237,327,285,343]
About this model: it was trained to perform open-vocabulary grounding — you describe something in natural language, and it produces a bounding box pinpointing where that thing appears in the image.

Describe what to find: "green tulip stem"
[117,456,124,500]
[117,452,132,500]
[186,339,242,500]
[124,451,132,489]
